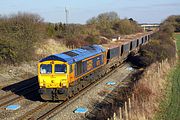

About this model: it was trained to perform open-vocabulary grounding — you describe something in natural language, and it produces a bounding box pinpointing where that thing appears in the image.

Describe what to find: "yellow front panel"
[38,61,70,88]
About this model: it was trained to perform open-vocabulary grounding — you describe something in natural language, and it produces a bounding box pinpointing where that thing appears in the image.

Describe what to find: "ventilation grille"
[81,46,96,50]
[63,51,78,57]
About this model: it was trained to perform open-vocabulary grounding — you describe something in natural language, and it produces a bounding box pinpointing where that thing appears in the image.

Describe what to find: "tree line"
[0,12,142,64]
[47,12,142,47]
[1,12,179,65]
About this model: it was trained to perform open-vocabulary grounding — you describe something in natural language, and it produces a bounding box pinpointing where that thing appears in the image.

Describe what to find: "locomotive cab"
[38,61,69,88]
[38,60,74,101]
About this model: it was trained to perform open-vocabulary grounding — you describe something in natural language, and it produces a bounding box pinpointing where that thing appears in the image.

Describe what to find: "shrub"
[87,12,141,37]
[0,13,45,64]
[128,20,176,67]
[0,42,16,63]
[163,15,180,32]
[84,36,100,45]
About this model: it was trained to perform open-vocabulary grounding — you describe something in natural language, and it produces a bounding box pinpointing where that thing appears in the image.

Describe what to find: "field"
[156,34,180,120]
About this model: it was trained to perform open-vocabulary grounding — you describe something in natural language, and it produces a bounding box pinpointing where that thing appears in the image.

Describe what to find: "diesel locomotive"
[38,32,153,101]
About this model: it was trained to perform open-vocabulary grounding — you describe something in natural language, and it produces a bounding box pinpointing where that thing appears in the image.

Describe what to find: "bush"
[0,13,45,64]
[131,39,176,67]
[128,19,176,67]
[112,19,142,35]
[0,43,16,63]
[87,12,141,37]
[84,36,100,45]
[43,12,141,48]
[163,15,180,32]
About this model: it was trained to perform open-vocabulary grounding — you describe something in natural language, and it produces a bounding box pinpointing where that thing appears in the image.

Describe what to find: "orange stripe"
[82,53,104,62]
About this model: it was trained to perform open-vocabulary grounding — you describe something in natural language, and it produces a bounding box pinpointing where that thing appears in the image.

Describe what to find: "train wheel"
[81,82,84,88]
[64,89,69,101]
[73,85,78,95]
[78,83,82,91]
[68,87,74,98]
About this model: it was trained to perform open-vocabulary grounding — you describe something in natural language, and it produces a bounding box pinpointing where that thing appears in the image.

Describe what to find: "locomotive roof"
[40,45,106,64]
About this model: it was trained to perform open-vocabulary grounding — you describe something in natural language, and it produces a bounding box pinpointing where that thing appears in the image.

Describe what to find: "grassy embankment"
[155,34,180,120]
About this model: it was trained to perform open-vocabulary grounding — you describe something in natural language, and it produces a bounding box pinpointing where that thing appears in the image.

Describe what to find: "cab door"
[69,64,75,83]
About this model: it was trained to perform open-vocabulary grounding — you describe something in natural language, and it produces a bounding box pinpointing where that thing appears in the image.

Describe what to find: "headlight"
[40,83,44,86]
[62,82,66,86]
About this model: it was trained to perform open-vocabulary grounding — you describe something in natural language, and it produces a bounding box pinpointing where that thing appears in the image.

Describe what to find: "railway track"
[17,102,49,120]
[18,63,127,120]
[0,82,38,108]
[0,82,38,101]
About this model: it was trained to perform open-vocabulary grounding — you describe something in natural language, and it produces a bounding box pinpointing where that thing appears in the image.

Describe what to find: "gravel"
[49,63,133,120]
[0,63,134,120]
[0,98,44,120]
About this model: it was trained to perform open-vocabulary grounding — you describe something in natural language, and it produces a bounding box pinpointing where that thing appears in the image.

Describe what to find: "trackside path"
[156,34,180,120]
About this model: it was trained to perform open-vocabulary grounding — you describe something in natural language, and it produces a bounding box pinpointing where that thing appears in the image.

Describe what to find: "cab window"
[40,64,52,74]
[55,64,67,73]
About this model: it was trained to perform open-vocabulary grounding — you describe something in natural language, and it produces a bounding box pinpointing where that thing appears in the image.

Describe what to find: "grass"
[175,34,180,54]
[106,60,173,120]
[35,38,69,58]
[165,65,180,120]
[155,34,180,120]
[100,34,179,120]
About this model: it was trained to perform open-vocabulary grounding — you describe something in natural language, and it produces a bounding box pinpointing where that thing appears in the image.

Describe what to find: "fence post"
[132,93,135,103]
[142,101,146,120]
[119,107,122,120]
[157,65,160,77]
[125,101,128,120]
[113,113,116,120]
[128,98,131,119]
[159,64,161,77]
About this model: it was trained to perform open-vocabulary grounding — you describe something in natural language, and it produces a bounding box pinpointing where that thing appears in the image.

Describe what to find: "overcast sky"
[0,0,180,24]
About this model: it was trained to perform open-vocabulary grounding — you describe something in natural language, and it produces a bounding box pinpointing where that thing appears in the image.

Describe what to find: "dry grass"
[0,39,69,87]
[107,60,175,120]
[0,61,37,87]
[35,38,69,58]
[130,60,174,120]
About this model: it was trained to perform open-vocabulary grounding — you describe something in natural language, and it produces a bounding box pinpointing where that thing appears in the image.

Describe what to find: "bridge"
[140,24,160,31]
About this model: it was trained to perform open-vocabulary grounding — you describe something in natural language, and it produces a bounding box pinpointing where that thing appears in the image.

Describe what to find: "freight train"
[38,32,153,101]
